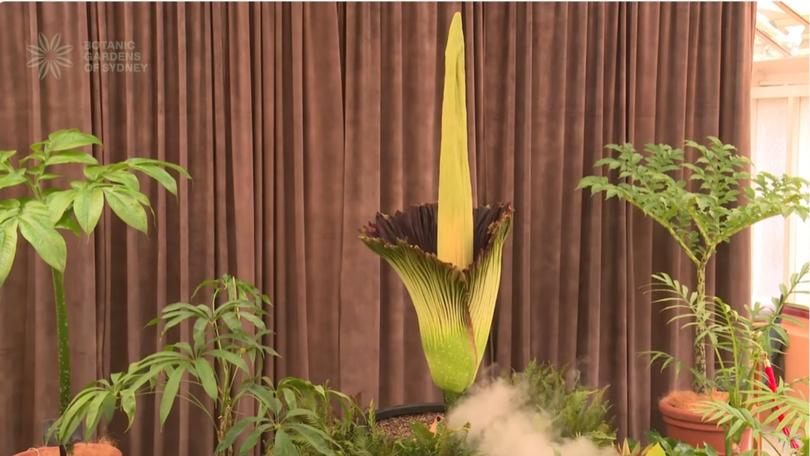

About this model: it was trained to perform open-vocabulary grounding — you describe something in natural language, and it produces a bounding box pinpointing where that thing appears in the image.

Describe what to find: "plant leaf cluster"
[578,138,809,267]
[0,129,189,286]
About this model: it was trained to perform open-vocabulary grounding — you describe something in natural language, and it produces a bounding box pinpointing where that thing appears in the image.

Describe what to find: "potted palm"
[697,264,810,455]
[359,10,513,421]
[1,129,188,453]
[579,139,810,453]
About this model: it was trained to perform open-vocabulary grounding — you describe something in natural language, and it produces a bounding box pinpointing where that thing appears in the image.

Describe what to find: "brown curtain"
[0,2,754,455]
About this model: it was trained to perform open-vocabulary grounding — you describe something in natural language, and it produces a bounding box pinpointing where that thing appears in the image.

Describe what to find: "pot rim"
[658,392,719,428]
[375,402,446,421]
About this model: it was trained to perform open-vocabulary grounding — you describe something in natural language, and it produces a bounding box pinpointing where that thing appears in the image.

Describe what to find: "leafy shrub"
[506,361,616,446]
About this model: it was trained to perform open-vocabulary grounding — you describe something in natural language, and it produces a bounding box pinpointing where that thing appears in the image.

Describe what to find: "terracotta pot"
[13,443,122,456]
[659,394,752,455]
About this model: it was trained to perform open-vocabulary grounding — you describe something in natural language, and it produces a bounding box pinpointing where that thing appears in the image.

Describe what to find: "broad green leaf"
[19,202,66,271]
[137,164,177,195]
[104,188,147,233]
[437,12,473,269]
[193,358,218,400]
[55,212,83,237]
[0,170,28,191]
[159,367,183,425]
[48,129,101,152]
[46,189,75,223]
[105,170,140,190]
[45,150,98,166]
[0,220,18,287]
[74,186,105,234]
[0,150,16,163]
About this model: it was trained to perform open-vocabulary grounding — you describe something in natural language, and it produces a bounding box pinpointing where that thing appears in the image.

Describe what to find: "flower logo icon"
[27,33,73,80]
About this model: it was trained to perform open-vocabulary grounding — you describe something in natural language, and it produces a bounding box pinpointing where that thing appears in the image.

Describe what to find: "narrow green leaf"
[74,186,104,234]
[208,349,249,373]
[273,430,298,456]
[121,389,136,428]
[216,417,255,452]
[0,220,18,287]
[286,422,333,455]
[83,391,111,440]
[193,358,218,400]
[159,367,183,425]
[103,188,147,233]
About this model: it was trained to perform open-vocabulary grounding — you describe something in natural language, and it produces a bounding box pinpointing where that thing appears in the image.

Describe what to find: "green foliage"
[645,431,723,456]
[506,361,616,446]
[578,138,809,266]
[390,422,475,456]
[0,129,188,415]
[649,264,810,453]
[697,265,810,455]
[51,276,343,456]
[313,411,476,456]
[579,137,810,389]
[0,129,189,285]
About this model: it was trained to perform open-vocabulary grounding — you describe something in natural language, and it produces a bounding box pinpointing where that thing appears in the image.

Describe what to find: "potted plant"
[697,264,810,455]
[579,139,810,453]
[359,10,512,421]
[0,129,188,453]
[51,275,349,455]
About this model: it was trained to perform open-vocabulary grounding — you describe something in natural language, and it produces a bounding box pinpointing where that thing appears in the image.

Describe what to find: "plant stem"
[442,389,461,406]
[52,268,72,414]
[693,264,708,393]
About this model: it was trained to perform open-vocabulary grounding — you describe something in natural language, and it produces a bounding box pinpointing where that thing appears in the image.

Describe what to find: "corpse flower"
[360,13,513,401]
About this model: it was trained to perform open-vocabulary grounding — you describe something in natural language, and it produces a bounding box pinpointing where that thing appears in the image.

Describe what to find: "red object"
[763,360,800,449]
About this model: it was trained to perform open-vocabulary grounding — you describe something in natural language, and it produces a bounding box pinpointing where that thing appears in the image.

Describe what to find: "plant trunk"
[52,268,71,414]
[693,266,708,393]
[217,403,234,456]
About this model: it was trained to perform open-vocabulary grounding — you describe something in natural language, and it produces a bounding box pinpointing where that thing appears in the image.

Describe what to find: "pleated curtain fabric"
[0,2,754,455]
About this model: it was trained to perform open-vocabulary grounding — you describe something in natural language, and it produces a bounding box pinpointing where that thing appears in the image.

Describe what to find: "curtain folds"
[0,2,754,454]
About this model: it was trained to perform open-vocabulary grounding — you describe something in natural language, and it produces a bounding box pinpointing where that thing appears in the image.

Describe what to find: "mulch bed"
[376,412,445,440]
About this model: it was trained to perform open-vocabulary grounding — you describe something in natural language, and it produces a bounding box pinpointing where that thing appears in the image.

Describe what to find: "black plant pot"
[375,403,446,421]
